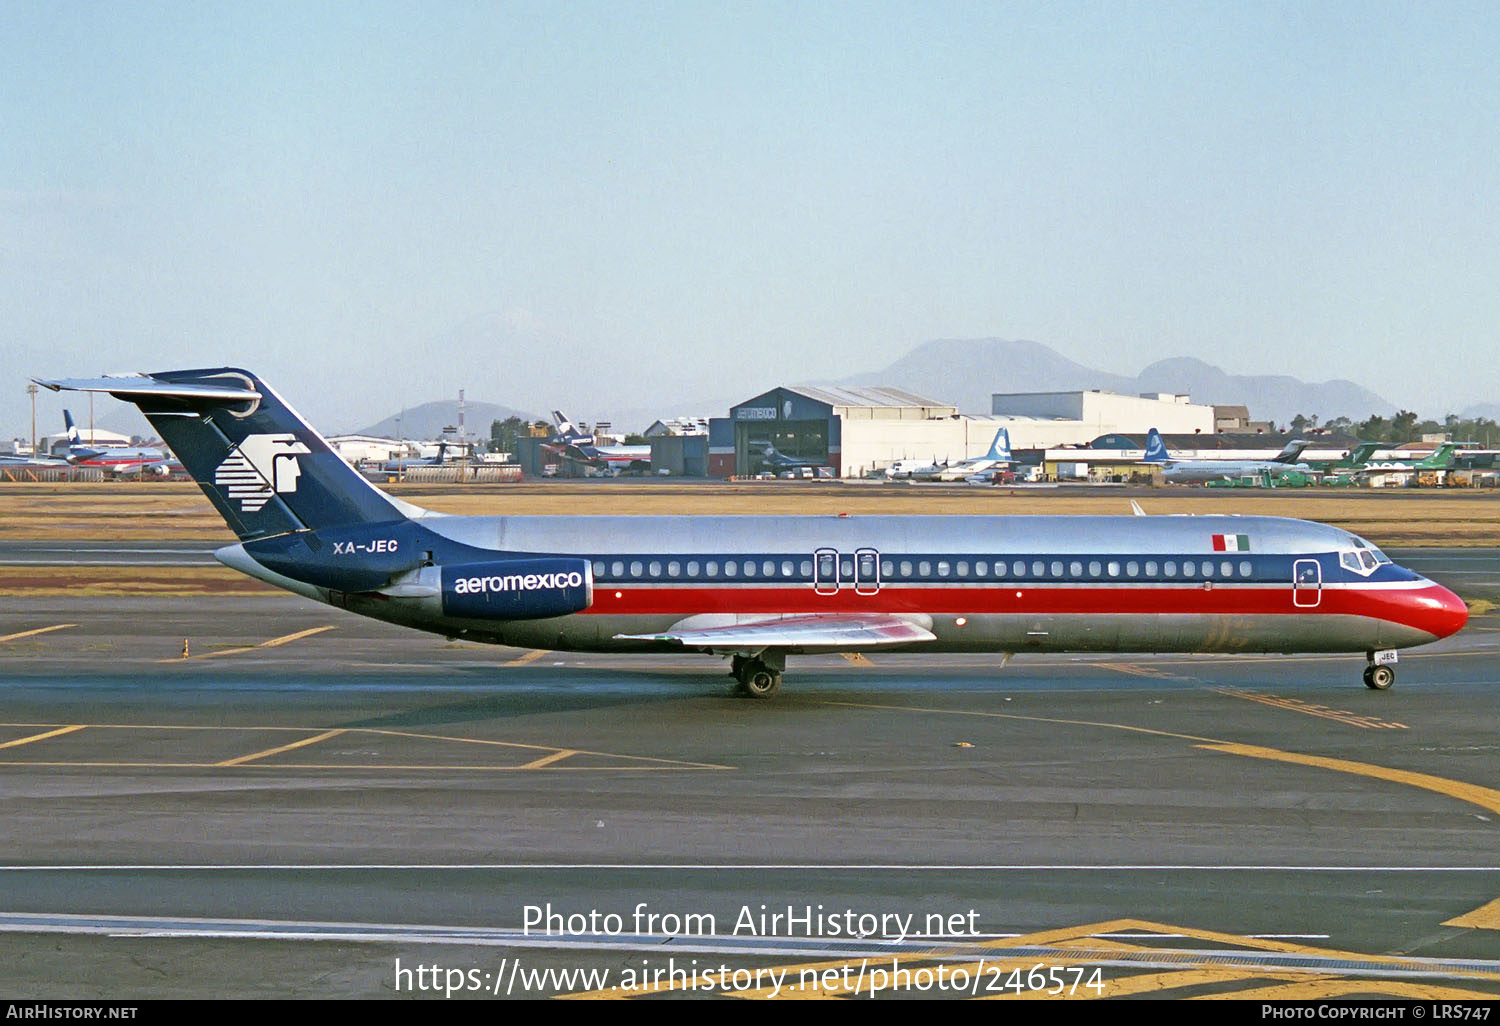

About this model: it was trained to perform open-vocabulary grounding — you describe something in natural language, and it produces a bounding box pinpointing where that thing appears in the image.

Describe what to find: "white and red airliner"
[37,369,1468,698]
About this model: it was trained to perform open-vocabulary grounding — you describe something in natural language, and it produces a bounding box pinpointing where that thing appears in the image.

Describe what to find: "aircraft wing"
[615,613,936,650]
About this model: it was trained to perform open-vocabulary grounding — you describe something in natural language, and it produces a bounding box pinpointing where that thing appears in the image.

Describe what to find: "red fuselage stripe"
[580,584,1458,637]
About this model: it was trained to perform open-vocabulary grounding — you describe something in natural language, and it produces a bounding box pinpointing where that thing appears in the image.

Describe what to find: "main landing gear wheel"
[732,655,784,700]
[1364,665,1395,691]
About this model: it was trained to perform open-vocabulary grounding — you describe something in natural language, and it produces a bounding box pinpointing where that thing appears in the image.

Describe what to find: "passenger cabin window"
[667,561,681,578]
[593,561,607,578]
[687,561,700,577]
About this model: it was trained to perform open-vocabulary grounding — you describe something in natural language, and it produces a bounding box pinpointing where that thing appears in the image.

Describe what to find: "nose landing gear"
[1363,650,1397,690]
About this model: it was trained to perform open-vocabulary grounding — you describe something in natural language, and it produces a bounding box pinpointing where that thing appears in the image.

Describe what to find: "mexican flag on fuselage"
[1212,533,1250,552]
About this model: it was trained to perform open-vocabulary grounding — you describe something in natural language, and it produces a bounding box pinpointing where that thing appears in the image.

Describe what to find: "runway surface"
[2,592,1499,999]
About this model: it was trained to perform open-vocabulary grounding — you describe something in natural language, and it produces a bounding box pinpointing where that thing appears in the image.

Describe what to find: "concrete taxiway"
[2,591,1499,999]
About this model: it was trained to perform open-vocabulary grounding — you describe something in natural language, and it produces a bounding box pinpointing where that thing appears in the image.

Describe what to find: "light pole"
[26,382,37,457]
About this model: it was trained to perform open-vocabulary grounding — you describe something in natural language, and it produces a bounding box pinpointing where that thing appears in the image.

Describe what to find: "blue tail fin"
[36,369,411,540]
[1142,428,1170,464]
[986,428,1012,461]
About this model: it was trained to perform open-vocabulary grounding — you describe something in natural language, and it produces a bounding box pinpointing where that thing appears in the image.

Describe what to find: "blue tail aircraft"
[34,369,1467,697]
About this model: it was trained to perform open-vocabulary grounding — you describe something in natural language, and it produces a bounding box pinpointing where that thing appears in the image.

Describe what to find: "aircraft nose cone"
[1415,580,1469,639]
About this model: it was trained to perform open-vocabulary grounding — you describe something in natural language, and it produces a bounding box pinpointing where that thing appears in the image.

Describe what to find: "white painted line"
[0,864,1497,872]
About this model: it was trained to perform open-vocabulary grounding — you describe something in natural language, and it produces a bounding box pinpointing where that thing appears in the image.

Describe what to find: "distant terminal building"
[708,386,1006,478]
[989,390,1216,449]
[327,435,410,464]
[42,425,134,455]
[644,417,709,438]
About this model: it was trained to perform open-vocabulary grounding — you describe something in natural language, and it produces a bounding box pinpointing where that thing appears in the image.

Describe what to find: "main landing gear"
[1363,650,1397,691]
[730,652,784,700]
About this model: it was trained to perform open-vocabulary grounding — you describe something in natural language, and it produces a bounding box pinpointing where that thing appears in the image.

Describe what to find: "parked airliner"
[1144,428,1313,484]
[36,369,1468,697]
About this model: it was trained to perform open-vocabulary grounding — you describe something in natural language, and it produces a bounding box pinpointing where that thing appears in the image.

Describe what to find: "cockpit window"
[1346,535,1393,569]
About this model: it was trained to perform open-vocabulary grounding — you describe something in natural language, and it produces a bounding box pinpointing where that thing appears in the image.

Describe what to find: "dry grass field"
[1,480,1497,544]
[1,480,1494,595]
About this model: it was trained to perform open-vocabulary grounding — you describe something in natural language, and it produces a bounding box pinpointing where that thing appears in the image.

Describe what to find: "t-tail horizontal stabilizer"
[35,369,410,540]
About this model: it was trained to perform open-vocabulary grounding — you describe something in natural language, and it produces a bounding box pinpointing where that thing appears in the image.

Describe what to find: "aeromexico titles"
[36,369,1468,698]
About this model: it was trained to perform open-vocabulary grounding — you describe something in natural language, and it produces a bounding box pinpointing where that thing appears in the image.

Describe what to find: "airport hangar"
[703,386,1223,478]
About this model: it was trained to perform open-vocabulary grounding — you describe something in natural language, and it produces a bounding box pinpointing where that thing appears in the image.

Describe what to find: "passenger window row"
[588,556,1260,582]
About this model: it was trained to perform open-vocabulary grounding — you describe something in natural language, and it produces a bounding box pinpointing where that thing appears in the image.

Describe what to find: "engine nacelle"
[441,557,593,621]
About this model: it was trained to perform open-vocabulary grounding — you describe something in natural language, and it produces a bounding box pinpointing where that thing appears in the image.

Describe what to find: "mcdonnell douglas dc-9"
[36,369,1468,697]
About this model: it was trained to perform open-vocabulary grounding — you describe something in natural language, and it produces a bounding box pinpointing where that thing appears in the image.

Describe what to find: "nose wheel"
[1363,665,1395,690]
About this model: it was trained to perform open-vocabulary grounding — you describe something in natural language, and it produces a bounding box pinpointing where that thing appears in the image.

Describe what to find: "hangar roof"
[784,385,953,411]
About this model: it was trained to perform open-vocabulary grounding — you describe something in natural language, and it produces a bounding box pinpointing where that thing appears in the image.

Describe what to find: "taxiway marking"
[1445,896,1500,930]
[216,729,348,767]
[1198,742,1500,816]
[503,650,547,667]
[167,625,337,661]
[0,624,76,644]
[0,722,729,772]
[827,700,1500,818]
[0,725,86,750]
[1211,688,1407,729]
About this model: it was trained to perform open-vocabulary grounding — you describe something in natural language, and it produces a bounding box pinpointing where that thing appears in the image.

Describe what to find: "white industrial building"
[990,390,1216,448]
[710,386,1010,478]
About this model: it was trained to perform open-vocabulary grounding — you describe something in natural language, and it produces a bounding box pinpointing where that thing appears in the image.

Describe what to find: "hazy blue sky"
[4,1,1497,436]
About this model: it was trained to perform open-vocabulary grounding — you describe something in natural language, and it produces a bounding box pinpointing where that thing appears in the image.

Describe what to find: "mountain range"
[833,339,1399,425]
[350,400,542,440]
[86,337,1485,443]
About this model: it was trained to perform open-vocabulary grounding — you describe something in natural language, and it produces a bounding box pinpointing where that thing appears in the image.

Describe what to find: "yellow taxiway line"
[215,729,348,768]
[0,725,86,750]
[0,624,77,644]
[166,625,337,662]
